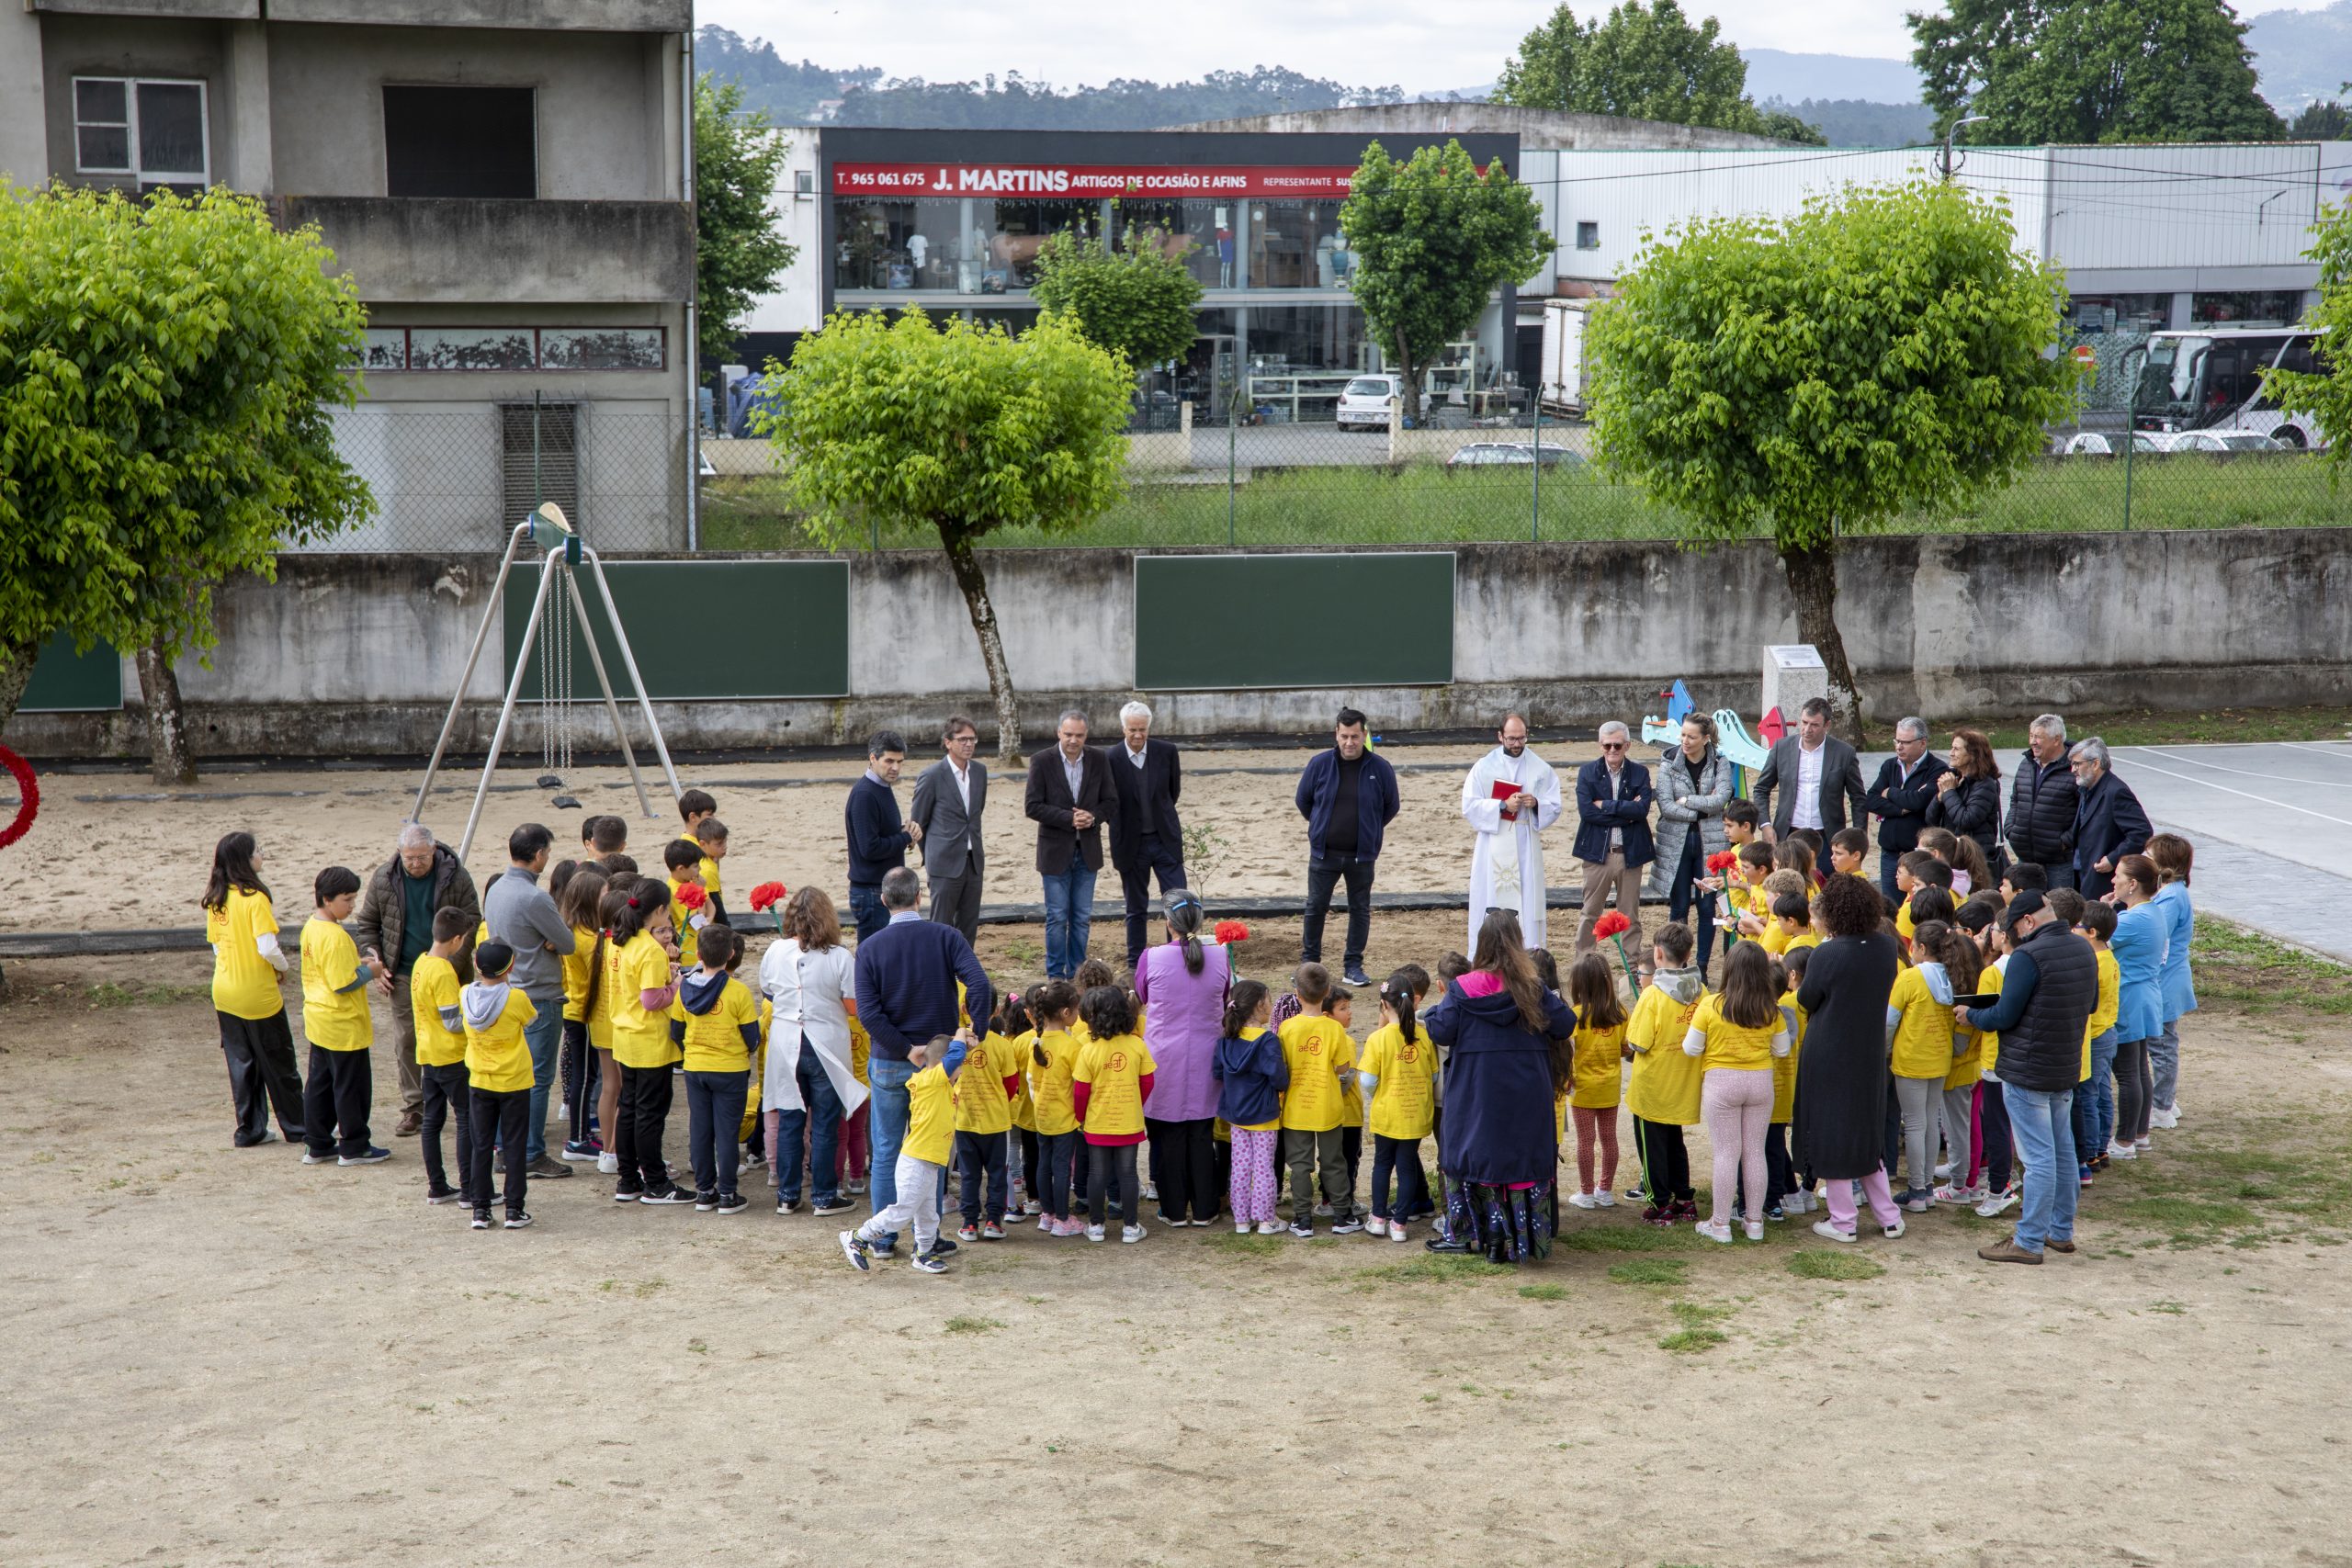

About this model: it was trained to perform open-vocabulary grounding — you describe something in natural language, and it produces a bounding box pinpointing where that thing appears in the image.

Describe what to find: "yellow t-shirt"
[1568,1020,1627,1110]
[1029,1027,1081,1135]
[1760,921,1793,957]
[1007,1030,1037,1131]
[1945,1018,1984,1090]
[1073,1032,1157,1140]
[1781,929,1821,955]
[207,886,283,1020]
[607,931,678,1069]
[1624,981,1705,1125]
[849,1013,872,1086]
[1277,1014,1357,1133]
[677,835,722,903]
[1980,956,2008,1076]
[560,925,597,1023]
[1773,992,1807,1121]
[904,1061,956,1167]
[464,987,539,1094]
[2084,947,2120,1080]
[674,973,760,1074]
[586,933,616,1051]
[1888,965,1959,1080]
[955,1031,1024,1134]
[411,953,467,1068]
[1359,1022,1436,1141]
[299,916,373,1052]
[1689,993,1781,1072]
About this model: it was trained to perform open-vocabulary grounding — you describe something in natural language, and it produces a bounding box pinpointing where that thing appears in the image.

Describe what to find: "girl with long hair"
[202,832,303,1146]
[1682,941,1791,1243]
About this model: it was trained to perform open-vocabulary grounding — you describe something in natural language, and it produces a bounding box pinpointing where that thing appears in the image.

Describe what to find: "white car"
[2053,431,2157,456]
[2144,430,2287,454]
[1336,374,1400,431]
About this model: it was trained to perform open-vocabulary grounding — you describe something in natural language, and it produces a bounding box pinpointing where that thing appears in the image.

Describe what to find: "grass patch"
[1354,1254,1511,1285]
[1517,1282,1568,1301]
[1556,1224,1693,1254]
[2115,1196,2259,1231]
[2189,918,2352,1016]
[1785,1249,1885,1281]
[85,981,209,1010]
[943,1315,1004,1335]
[1659,1299,1735,1352]
[1204,1230,1285,1258]
[1606,1258,1689,1287]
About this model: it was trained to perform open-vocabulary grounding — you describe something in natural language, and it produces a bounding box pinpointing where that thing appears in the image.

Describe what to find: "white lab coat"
[758,938,867,1117]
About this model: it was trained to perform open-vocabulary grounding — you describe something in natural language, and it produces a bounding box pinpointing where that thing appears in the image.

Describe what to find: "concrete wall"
[0,6,48,187]
[282,196,693,305]
[12,530,2352,759]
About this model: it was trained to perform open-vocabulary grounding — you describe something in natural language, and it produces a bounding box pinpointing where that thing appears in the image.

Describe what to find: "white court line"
[2127,743,2352,791]
[2284,739,2352,756]
[2116,752,2352,830]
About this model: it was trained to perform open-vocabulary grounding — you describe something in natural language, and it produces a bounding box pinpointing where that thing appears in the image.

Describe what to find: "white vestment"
[1462,747,1565,949]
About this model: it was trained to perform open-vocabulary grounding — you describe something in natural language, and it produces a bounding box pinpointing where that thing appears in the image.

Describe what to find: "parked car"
[2053,431,2157,456]
[2211,431,2289,452]
[1443,442,1586,468]
[1337,374,1401,431]
[2143,430,2291,454]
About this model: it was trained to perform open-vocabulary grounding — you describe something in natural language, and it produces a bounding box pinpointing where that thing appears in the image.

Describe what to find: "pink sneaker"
[1054,1217,1084,1237]
[1036,1213,1054,1234]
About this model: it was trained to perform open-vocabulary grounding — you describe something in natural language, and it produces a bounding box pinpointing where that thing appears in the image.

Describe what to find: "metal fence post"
[2120,345,2142,533]
[1227,381,1238,548]
[1531,396,1542,543]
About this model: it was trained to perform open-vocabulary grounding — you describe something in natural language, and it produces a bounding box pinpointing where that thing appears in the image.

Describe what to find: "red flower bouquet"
[1592,910,1637,987]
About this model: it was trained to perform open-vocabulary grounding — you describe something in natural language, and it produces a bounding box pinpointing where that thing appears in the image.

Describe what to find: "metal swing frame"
[411,504,682,860]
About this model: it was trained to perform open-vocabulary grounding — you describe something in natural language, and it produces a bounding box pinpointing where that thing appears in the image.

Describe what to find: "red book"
[1492,778,1521,822]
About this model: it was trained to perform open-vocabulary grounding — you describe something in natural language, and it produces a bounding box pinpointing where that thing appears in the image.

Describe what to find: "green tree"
[2251,204,2352,467]
[755,310,1132,756]
[1028,225,1203,383]
[1494,2,1827,144]
[2289,99,2352,141]
[695,74,797,373]
[1339,140,1549,428]
[1910,0,2282,143]
[1585,181,2074,739]
[0,184,370,778]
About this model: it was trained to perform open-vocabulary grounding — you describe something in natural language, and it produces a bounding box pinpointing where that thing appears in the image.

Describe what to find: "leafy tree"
[1339,140,1549,428]
[695,27,879,122]
[1909,0,2282,143]
[1760,97,1937,148]
[695,75,797,373]
[756,311,1132,757]
[0,184,370,779]
[1494,2,1827,144]
[2289,99,2352,141]
[829,65,1403,130]
[1585,181,2073,740]
[1028,226,1203,382]
[2253,203,2352,468]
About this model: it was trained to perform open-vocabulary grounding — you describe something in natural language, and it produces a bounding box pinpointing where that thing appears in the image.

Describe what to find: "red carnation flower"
[747,880,788,913]
[675,883,708,911]
[1592,910,1632,941]
[1214,920,1251,944]
[1704,850,1738,874]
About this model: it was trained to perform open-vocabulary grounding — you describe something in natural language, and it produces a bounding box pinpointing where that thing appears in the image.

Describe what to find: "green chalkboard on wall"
[1133,552,1455,690]
[19,630,125,712]
[503,559,851,701]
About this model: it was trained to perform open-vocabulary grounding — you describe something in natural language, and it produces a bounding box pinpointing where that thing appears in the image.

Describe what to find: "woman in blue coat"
[2108,855,2169,1158]
[2145,833,2199,1129]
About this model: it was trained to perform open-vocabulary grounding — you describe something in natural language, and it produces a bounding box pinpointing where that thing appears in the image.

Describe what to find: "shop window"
[356,327,666,372]
[73,77,209,189]
[2190,290,2304,326]
[1576,221,1600,250]
[384,85,536,198]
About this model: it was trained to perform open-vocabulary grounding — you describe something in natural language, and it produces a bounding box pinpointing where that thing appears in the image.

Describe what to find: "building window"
[500,402,581,524]
[538,328,666,370]
[358,326,667,372]
[1575,221,1600,251]
[2190,289,2304,326]
[383,85,536,198]
[73,77,209,188]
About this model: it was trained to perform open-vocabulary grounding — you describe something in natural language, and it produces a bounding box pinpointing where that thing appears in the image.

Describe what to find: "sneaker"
[1812,1218,1857,1243]
[1142,1181,1159,1201]
[470,1210,492,1229]
[1156,1210,1185,1228]
[1424,1233,1470,1254]
[503,1211,534,1229]
[1895,1189,1935,1213]
[694,1190,720,1212]
[1256,1220,1283,1235]
[1057,1218,1087,1237]
[1621,1186,1649,1204]
[930,1236,959,1256]
[1313,1201,1334,1218]
[596,1151,619,1175]
[812,1198,854,1216]
[846,1177,868,1195]
[1641,1203,1672,1227]
[337,1146,390,1167]
[1331,1215,1365,1235]
[639,1186,694,1205]
[614,1184,645,1202]
[2078,1166,2097,1187]
[776,1195,804,1213]
[1121,1224,1146,1244]
[424,1187,462,1206]
[560,1140,603,1163]
[839,1230,871,1271]
[1021,1199,1044,1216]
[910,1253,949,1274]
[2150,1106,2179,1130]
[2133,1137,2152,1153]
[1289,1222,1315,1239]
[1040,1213,1058,1234]
[1933,1183,1984,1205]
[717,1192,748,1215]
[1744,1221,1765,1243]
[2107,1140,2138,1162]
[1975,1190,2020,1218]
[526,1156,574,1180]
[741,1149,768,1169]
[1593,1190,1616,1209]
[1341,967,1372,987]
[235,1129,282,1148]
[981,1220,1006,1240]
[1085,1224,1106,1243]
[1933,1160,1953,1182]
[1978,1237,2042,1265]
[1365,1216,1389,1235]
[1882,1218,1906,1239]
[1694,1218,1734,1244]
[1763,1203,1785,1223]
[956,1224,978,1243]
[1566,1191,1600,1211]
[1234,1222,1252,1234]
[1388,1220,1410,1244]
[1668,1198,1699,1222]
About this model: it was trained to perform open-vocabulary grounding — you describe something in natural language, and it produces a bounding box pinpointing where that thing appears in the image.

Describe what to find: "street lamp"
[1941,114,1991,183]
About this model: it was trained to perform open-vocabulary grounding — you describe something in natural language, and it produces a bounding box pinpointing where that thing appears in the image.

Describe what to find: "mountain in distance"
[1739,48,1922,106]
[2244,0,2352,109]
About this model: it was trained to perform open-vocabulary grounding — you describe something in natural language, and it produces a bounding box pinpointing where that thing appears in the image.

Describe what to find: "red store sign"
[830,162,1364,198]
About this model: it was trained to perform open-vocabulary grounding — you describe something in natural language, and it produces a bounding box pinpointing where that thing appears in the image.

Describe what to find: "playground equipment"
[1640,678,1784,795]
[412,502,682,860]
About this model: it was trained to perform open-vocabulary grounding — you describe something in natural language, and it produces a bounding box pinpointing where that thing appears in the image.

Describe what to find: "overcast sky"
[693,0,2318,93]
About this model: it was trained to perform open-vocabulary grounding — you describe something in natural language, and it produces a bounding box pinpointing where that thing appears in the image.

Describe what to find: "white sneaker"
[1313,1201,1334,1218]
[1975,1190,2019,1218]
[2107,1140,2138,1161]
[1882,1218,1906,1239]
[1085,1224,1105,1243]
[1121,1224,1146,1244]
[596,1151,618,1175]
[1365,1215,1388,1235]
[1234,1222,1252,1235]
[1388,1220,1410,1243]
[1933,1183,1984,1205]
[1142,1182,1159,1201]
[2133,1137,2152,1152]
[1812,1218,1857,1242]
[1566,1190,1600,1210]
[1037,1213,1055,1234]
[1694,1218,1734,1244]
[1593,1189,1616,1208]
[2150,1106,2179,1130]
[1255,1220,1283,1235]
[1933,1161,1954,1182]
[1744,1221,1765,1243]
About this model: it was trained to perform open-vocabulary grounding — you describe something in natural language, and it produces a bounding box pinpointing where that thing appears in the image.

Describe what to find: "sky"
[692,0,2324,93]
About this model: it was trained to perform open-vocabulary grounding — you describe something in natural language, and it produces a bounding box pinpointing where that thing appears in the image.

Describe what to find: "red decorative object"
[1759,706,1786,746]
[0,745,36,850]
[747,880,788,913]
[1592,910,1632,941]
[1704,850,1738,874]
[675,883,707,911]
[1214,920,1251,944]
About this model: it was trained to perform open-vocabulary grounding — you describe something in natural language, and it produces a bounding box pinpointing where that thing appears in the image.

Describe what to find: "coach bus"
[2132,324,2331,447]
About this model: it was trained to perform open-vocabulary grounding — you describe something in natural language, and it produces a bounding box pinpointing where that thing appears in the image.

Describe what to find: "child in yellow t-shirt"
[842,1031,971,1274]
[662,840,713,941]
[1563,952,1628,1211]
[1679,942,1791,1242]
[1358,970,1438,1243]
[1771,892,1822,957]
[1277,964,1362,1238]
[300,866,390,1168]
[411,907,478,1208]
[2075,897,2123,1179]
[203,832,300,1148]
[953,998,1028,1242]
[1753,870,1808,955]
[1886,919,1968,1210]
[555,867,608,1165]
[605,889,687,1204]
[1072,987,1159,1243]
[461,940,540,1227]
[674,786,724,915]
[668,925,763,1213]
[1720,840,1777,949]
[1025,980,1085,1235]
[842,1010,874,1194]
[1329,984,1366,1204]
[1623,924,1706,1222]
[996,991,1041,1221]
[1771,945,1814,1215]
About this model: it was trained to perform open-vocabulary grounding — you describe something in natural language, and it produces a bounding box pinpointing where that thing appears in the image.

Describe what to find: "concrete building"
[0,0,698,550]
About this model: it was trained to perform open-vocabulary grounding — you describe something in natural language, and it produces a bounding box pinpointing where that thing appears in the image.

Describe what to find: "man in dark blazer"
[1863,716,1940,904]
[1024,708,1117,980]
[1107,700,1186,967]
[909,715,987,943]
[1755,697,1868,845]
[2067,737,2152,901]
[1572,720,1655,955]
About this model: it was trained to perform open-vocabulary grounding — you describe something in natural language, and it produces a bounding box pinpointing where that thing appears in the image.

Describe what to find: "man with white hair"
[351,822,481,1136]
[1106,700,1186,968]
[1571,720,1654,956]
[2068,738,2152,902]
[1864,716,1940,904]
[1462,713,1563,949]
[2007,714,2080,889]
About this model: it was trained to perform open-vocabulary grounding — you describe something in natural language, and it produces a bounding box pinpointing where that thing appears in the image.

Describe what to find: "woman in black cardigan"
[1793,874,1906,1242]
[1925,728,2004,875]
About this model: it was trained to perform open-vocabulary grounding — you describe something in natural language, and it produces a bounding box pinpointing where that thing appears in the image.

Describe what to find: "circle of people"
[196,699,2191,1271]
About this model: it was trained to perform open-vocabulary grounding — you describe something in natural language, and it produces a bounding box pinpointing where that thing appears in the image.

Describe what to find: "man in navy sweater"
[1294,707,1400,987]
[844,730,921,942]
[853,868,993,1256]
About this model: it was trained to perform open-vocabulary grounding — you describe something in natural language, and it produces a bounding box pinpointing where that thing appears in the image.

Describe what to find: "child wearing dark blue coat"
[1212,980,1288,1235]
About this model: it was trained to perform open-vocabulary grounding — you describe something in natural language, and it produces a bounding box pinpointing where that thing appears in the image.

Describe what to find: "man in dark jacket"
[1024,708,1117,980]
[1294,706,1400,987]
[845,730,920,942]
[2007,714,2079,888]
[2067,738,2152,901]
[1754,697,1867,841]
[1107,700,1186,967]
[1863,716,1939,904]
[352,823,481,1135]
[1962,892,2098,1264]
[1572,721,1654,957]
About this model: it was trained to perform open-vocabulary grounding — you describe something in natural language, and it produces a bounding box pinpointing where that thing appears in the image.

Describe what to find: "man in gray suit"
[1754,696,1868,847]
[909,715,988,942]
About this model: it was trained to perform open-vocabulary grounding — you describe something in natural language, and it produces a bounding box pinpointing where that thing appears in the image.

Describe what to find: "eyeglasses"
[1600,742,1627,752]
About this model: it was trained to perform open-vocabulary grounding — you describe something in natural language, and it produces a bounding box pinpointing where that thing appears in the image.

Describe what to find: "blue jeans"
[2151,1018,2182,1111]
[847,883,886,942]
[684,1068,749,1197]
[771,1045,842,1205]
[2006,1084,2077,1254]
[1040,864,1098,979]
[866,1055,916,1248]
[1878,849,1905,908]
[522,1001,564,1162]
[2075,1029,2118,1161]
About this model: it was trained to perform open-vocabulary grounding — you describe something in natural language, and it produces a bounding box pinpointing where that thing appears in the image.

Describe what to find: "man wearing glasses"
[1572,721,1655,956]
[910,716,988,942]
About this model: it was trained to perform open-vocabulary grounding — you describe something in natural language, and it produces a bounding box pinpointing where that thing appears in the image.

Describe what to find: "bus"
[2132,325,2330,447]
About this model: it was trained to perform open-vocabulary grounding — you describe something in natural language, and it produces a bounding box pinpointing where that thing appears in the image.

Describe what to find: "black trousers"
[1146,1116,1218,1223]
[1666,828,1720,978]
[1979,1078,2014,1191]
[421,1061,474,1201]
[1119,836,1189,964]
[2115,1038,2154,1144]
[220,1010,305,1145]
[469,1087,530,1216]
[559,1018,597,1145]
[1341,1124,1363,1195]
[955,1128,1010,1223]
[1017,1126,1042,1203]
[616,1062,675,1193]
[1087,1141,1140,1227]
[1302,855,1375,970]
[1633,1115,1691,1202]
[302,1045,372,1158]
[1369,1133,1430,1219]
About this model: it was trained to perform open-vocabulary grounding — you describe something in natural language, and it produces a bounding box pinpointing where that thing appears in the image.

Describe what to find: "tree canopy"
[1494,2,1827,144]
[1909,0,2282,143]
[1028,227,1203,377]
[695,74,797,371]
[1585,180,2074,735]
[2252,202,2352,470]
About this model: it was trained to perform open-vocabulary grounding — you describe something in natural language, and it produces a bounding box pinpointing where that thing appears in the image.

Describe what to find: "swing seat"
[549,795,582,809]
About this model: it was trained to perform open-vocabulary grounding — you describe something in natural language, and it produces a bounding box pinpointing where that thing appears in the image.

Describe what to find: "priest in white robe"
[1461,714,1565,950]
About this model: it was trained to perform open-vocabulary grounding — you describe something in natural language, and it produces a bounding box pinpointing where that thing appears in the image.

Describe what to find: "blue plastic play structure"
[1639,678,1780,797]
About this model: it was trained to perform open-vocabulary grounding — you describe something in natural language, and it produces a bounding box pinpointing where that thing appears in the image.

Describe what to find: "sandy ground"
[1,741,1606,936]
[3,919,2349,1568]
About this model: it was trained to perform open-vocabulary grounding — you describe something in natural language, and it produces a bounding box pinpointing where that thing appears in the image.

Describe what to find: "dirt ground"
[3,916,2348,1568]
